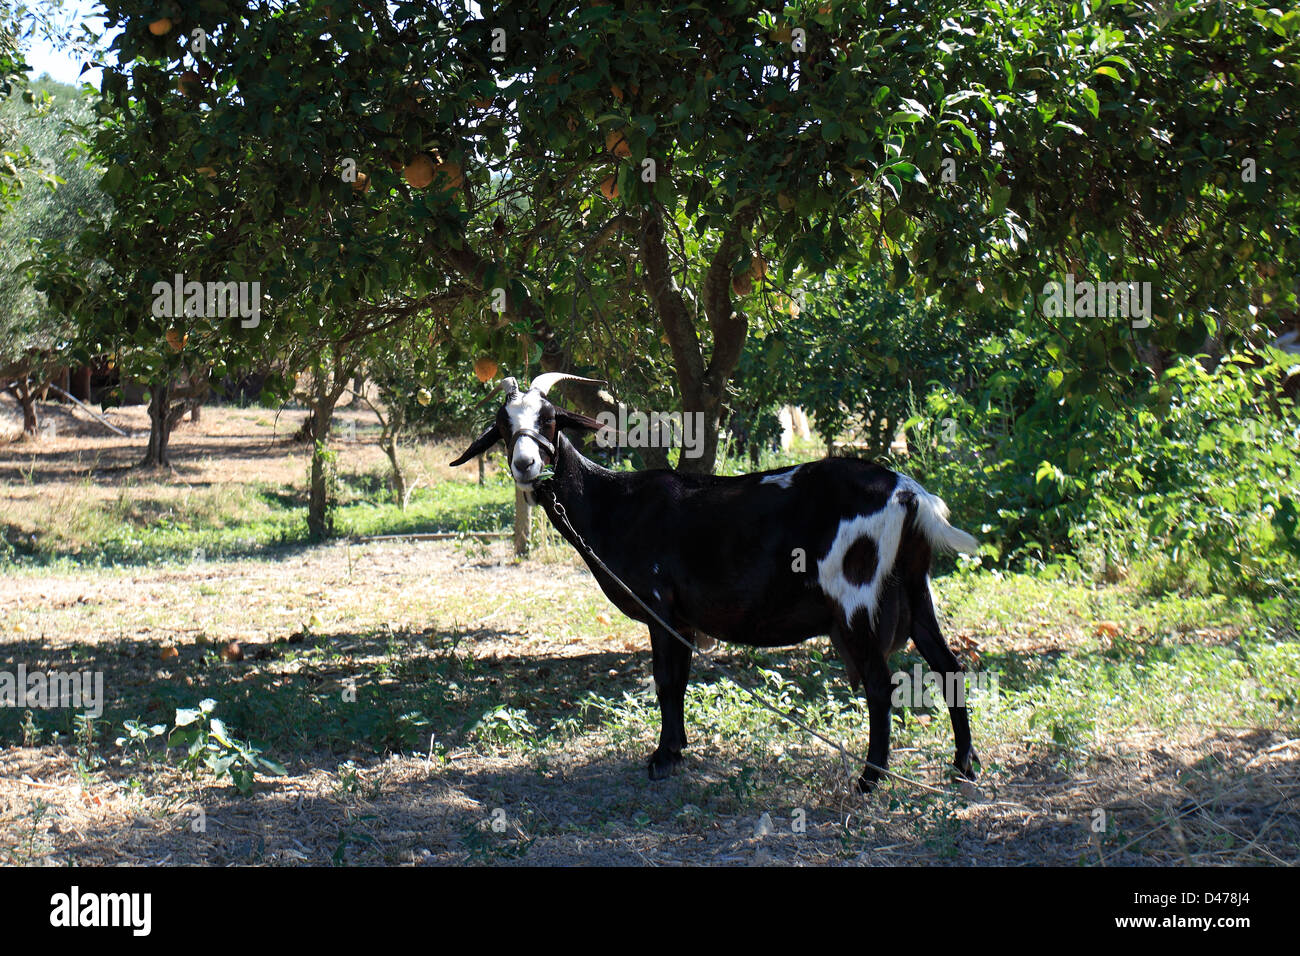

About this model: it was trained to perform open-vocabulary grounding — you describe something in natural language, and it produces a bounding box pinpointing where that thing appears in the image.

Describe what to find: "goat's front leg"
[647,623,692,780]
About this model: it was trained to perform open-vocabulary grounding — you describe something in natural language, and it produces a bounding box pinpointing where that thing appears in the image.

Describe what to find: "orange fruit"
[474,356,499,383]
[148,18,172,35]
[605,129,632,158]
[731,274,753,296]
[352,171,369,192]
[160,644,179,661]
[221,641,244,662]
[749,256,768,281]
[600,174,619,200]
[433,160,464,190]
[177,70,202,96]
[196,165,217,178]
[165,328,187,351]
[404,154,436,188]
[611,83,624,103]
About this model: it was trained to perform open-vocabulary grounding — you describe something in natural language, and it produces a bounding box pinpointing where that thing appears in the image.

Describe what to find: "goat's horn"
[530,372,606,396]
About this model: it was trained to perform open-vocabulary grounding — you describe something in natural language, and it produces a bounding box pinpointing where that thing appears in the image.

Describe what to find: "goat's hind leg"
[830,607,895,795]
[647,622,692,780]
[908,578,978,780]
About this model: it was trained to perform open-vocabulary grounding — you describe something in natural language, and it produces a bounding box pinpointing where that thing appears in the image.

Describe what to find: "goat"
[451,373,981,791]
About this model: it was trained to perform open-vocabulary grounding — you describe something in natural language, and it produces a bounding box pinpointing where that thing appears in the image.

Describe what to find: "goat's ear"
[555,406,606,433]
[449,424,502,466]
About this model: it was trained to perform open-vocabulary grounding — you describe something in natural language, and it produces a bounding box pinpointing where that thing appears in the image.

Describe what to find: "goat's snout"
[510,438,544,484]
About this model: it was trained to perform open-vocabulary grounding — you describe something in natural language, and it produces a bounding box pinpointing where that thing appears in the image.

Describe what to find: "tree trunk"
[638,206,752,475]
[307,368,336,541]
[141,382,172,468]
[305,357,355,540]
[640,444,670,470]
[383,432,410,509]
[513,486,531,557]
[71,366,92,402]
[11,380,38,438]
[167,370,209,430]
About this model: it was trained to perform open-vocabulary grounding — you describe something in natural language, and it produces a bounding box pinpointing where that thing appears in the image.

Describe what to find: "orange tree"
[44,0,1300,482]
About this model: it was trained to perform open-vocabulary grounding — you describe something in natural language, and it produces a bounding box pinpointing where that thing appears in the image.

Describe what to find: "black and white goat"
[451,373,980,791]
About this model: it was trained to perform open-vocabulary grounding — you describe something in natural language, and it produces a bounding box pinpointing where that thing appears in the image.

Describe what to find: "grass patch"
[0,474,513,570]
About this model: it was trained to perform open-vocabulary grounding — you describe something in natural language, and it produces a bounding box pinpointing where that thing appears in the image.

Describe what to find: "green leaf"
[99,164,124,193]
[173,707,203,728]
[1078,88,1099,119]
[258,757,288,776]
[208,718,234,748]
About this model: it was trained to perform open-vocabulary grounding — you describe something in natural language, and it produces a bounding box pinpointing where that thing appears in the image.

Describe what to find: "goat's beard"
[521,487,537,506]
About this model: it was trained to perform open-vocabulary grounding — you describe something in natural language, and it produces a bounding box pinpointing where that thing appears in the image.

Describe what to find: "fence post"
[513,486,531,557]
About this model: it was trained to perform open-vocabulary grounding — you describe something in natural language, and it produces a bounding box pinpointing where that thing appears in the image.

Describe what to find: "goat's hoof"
[856,766,883,795]
[954,748,980,781]
[647,748,683,781]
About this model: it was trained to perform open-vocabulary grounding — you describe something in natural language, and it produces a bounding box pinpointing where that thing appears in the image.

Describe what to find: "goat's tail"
[898,476,979,555]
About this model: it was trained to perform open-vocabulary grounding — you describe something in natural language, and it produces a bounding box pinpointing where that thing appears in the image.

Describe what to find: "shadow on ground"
[4,622,1298,865]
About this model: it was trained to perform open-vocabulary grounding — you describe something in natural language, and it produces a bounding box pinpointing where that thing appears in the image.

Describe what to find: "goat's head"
[449,373,605,487]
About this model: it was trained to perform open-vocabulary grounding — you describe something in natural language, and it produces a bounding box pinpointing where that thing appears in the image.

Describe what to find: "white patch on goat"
[505,389,543,437]
[817,482,908,627]
[505,389,546,481]
[760,465,801,488]
[819,475,978,629]
[895,474,979,554]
